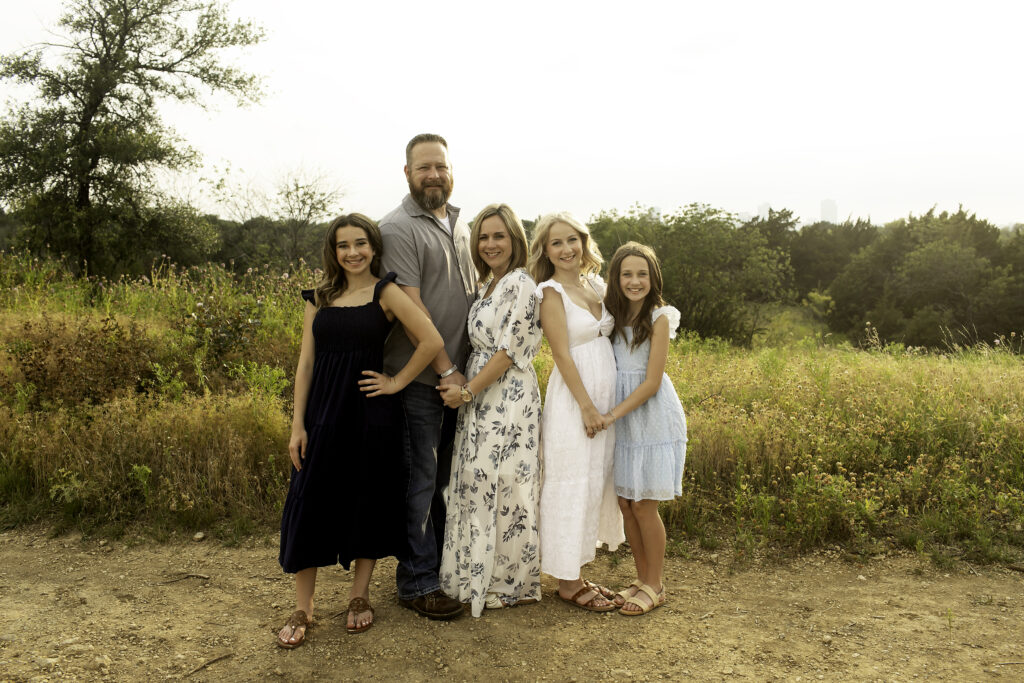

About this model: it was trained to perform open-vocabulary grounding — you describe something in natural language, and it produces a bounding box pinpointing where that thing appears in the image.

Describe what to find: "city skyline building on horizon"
[821,199,838,224]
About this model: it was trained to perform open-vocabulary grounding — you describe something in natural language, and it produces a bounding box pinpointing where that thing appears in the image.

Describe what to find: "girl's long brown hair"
[314,213,382,307]
[604,241,665,350]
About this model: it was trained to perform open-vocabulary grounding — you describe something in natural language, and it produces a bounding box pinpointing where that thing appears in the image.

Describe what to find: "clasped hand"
[435,370,468,409]
[437,384,465,409]
[582,407,616,439]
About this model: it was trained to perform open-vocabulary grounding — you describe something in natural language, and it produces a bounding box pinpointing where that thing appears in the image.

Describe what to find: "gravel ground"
[1,528,1022,681]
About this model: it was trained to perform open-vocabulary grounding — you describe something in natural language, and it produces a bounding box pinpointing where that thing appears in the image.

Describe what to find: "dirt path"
[1,528,1021,682]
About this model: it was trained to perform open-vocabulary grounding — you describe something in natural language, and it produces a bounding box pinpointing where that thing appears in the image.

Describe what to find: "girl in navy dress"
[601,242,687,616]
[277,214,442,647]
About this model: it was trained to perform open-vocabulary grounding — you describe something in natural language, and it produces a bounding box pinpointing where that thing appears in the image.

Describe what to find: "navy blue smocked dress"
[279,272,408,572]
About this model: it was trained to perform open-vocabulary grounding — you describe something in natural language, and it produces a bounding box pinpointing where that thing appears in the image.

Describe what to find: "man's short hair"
[406,133,448,166]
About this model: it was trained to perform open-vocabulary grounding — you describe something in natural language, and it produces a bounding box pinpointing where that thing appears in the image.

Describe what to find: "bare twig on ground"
[186,653,232,676]
[161,573,211,584]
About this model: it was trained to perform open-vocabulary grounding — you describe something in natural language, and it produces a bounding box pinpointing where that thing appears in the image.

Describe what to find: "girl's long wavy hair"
[527,211,603,284]
[605,241,665,349]
[314,213,382,307]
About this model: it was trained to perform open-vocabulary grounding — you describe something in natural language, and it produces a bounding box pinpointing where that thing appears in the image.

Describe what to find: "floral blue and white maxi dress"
[440,268,543,617]
[612,306,687,501]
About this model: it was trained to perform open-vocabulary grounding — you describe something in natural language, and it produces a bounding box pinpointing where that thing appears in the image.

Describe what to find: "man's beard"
[410,177,453,211]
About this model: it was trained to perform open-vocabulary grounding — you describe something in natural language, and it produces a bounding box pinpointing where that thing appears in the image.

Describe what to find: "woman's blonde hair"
[527,211,603,283]
[469,203,529,285]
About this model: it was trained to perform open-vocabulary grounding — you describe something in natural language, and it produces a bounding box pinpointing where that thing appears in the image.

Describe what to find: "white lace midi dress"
[536,276,625,580]
[439,268,543,617]
[612,306,687,501]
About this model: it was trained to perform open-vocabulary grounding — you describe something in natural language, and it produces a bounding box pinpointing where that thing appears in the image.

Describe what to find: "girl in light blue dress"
[600,242,687,616]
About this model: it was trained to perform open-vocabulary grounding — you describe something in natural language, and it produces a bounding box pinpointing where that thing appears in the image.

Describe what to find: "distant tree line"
[591,205,1024,347]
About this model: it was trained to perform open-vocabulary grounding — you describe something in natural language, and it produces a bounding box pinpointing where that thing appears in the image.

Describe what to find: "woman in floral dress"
[439,203,543,617]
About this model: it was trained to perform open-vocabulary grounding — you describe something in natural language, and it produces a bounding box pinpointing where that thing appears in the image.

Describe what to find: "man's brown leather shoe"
[398,589,464,620]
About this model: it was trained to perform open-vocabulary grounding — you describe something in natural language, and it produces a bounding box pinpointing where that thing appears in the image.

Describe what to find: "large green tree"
[789,219,878,298]
[0,0,262,275]
[739,208,799,299]
[828,208,1023,346]
[590,204,793,345]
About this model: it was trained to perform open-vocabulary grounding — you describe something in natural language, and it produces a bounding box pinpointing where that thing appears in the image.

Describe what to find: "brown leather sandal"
[558,585,616,612]
[276,609,311,649]
[346,597,375,634]
[583,579,616,600]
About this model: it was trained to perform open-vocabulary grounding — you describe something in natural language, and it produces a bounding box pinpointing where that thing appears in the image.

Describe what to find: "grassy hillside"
[2,250,1022,564]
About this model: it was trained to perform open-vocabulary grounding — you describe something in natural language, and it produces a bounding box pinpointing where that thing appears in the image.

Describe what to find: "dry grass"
[2,250,1022,564]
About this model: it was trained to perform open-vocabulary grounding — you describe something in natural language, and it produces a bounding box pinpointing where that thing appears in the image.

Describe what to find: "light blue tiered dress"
[612,306,687,501]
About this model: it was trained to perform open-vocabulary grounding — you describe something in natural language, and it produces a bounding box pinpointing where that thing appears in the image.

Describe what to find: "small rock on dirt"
[88,654,112,670]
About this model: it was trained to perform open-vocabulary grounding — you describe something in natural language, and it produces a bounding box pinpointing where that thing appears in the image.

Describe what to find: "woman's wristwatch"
[459,383,475,404]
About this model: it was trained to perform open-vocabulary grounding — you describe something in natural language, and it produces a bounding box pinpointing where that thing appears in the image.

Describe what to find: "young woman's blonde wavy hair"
[527,211,603,283]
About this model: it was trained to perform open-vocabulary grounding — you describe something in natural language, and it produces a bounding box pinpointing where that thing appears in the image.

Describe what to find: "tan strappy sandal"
[613,579,643,607]
[619,584,665,616]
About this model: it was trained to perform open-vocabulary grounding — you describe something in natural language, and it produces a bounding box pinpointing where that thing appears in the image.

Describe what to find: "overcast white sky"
[2,0,1022,226]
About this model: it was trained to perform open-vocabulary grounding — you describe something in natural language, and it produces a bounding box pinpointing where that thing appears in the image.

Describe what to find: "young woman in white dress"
[528,212,624,612]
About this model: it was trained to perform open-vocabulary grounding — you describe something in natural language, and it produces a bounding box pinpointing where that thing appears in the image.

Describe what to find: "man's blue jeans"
[396,381,456,600]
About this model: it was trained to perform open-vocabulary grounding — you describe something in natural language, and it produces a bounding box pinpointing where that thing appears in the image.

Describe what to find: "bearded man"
[379,134,475,619]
